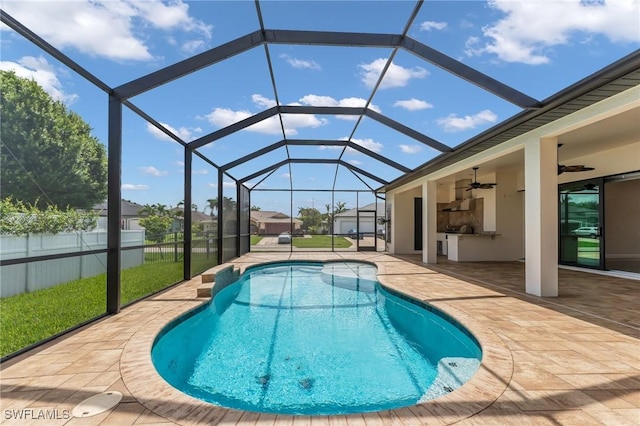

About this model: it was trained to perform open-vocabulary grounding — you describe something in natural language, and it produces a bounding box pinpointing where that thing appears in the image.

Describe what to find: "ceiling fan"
[557,144,595,175]
[457,167,497,191]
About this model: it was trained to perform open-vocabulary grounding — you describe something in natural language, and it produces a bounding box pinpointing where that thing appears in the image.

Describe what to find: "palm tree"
[137,204,155,217]
[176,200,197,213]
[154,203,169,217]
[206,198,218,217]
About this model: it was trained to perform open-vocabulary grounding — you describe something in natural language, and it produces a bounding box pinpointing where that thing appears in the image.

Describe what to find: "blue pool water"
[152,261,481,415]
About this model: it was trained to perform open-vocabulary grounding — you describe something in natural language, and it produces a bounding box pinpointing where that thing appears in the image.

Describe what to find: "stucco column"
[524,138,558,296]
[423,181,438,264]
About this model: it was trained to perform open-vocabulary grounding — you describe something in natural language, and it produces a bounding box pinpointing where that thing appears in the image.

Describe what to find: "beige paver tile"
[583,390,638,409]
[133,408,175,424]
[99,401,147,425]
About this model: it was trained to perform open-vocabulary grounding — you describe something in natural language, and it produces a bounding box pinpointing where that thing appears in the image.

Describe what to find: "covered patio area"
[1,253,638,425]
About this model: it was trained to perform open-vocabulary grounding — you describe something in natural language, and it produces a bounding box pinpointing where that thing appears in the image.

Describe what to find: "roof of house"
[334,202,386,218]
[170,208,214,222]
[93,199,143,217]
[251,211,302,224]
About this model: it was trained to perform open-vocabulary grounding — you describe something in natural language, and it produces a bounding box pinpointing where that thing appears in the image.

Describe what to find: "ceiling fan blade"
[465,187,473,191]
[478,184,496,189]
[564,165,595,172]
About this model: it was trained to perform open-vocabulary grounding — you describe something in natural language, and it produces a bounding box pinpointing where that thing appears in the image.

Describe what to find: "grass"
[0,261,184,358]
[578,240,600,248]
[250,235,263,245]
[292,235,352,248]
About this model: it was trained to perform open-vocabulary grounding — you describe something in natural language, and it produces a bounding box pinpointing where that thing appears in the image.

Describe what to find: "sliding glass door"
[559,179,604,269]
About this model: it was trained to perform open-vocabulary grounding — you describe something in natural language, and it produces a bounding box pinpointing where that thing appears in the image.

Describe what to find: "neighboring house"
[250,211,302,235]
[333,203,385,235]
[171,208,216,233]
[93,199,144,230]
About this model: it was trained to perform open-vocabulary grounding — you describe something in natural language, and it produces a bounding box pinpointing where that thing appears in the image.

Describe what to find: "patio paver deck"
[1,252,638,425]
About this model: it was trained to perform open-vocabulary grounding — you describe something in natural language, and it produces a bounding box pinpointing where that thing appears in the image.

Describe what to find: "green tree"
[298,207,322,233]
[137,204,156,217]
[323,201,347,234]
[205,197,236,216]
[139,215,173,243]
[205,198,218,217]
[0,71,107,209]
[251,205,261,211]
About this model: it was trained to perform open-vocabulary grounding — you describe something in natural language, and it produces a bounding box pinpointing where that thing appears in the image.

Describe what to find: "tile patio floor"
[1,252,638,425]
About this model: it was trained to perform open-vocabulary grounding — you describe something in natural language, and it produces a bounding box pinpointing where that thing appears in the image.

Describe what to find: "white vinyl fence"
[0,230,145,298]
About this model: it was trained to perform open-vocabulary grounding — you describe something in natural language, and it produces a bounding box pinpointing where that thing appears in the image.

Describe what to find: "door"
[414,198,422,251]
[559,179,604,269]
[356,210,376,251]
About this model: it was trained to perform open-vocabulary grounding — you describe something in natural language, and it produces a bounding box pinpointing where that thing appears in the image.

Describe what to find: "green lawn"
[292,235,352,248]
[578,240,600,248]
[0,261,184,358]
[251,235,263,245]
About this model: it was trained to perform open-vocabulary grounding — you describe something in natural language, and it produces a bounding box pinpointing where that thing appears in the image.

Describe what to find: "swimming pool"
[152,261,481,415]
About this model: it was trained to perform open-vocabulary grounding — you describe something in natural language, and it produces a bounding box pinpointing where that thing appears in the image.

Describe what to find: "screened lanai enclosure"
[1,0,638,360]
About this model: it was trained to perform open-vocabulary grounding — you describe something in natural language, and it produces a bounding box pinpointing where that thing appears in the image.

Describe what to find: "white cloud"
[399,144,423,154]
[192,169,209,175]
[122,183,149,190]
[251,94,277,108]
[351,137,383,153]
[182,39,205,54]
[0,0,211,61]
[359,58,428,89]
[420,21,448,31]
[139,166,168,177]
[146,122,200,142]
[319,136,384,154]
[0,56,78,104]
[437,109,498,132]
[298,94,381,120]
[348,159,363,166]
[393,98,434,111]
[205,94,328,136]
[207,180,236,188]
[279,53,321,70]
[466,0,640,65]
[280,173,291,179]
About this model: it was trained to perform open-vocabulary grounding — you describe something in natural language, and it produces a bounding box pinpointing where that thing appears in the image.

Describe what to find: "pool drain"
[71,391,122,418]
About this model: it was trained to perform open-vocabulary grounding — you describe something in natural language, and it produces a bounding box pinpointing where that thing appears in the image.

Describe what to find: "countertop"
[445,232,501,238]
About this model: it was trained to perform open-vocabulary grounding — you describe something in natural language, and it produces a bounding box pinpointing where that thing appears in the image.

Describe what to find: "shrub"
[0,197,97,235]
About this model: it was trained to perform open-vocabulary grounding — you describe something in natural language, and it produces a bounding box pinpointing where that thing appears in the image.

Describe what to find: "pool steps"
[197,264,239,298]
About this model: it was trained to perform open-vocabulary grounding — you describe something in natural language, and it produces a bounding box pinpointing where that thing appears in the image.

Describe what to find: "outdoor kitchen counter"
[446,233,502,261]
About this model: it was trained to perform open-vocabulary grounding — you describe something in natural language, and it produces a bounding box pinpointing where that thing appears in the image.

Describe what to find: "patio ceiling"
[2,1,638,194]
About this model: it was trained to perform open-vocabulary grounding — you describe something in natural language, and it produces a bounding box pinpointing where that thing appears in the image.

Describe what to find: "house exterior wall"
[265,222,295,235]
[390,186,422,254]
[334,218,378,234]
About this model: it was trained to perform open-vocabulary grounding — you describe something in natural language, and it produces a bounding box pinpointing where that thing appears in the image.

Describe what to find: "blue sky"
[1,0,638,214]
